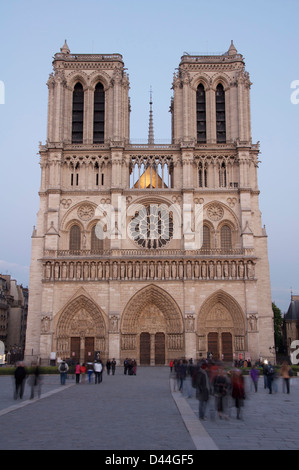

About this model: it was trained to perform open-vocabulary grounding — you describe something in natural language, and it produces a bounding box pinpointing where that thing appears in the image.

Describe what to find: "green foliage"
[272,302,284,353]
[0,366,59,375]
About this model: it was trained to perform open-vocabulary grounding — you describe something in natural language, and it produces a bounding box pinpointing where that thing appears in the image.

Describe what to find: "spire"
[148,86,154,145]
[228,40,237,56]
[60,40,70,55]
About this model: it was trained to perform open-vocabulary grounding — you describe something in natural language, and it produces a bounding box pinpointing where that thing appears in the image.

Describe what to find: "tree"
[272,302,283,353]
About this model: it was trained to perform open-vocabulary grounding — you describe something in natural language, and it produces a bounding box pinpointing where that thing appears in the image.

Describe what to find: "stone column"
[150,334,155,366]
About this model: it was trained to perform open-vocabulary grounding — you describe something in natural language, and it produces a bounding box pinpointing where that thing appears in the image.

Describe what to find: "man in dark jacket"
[195,362,210,420]
[14,361,27,399]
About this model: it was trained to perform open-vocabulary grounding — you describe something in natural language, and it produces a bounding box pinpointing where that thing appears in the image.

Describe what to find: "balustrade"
[43,257,256,282]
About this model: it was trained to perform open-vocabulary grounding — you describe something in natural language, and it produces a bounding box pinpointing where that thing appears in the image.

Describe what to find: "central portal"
[139,305,166,365]
[120,285,184,365]
[140,331,165,365]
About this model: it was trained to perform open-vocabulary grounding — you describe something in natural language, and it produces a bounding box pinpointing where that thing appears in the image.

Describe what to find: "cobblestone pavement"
[179,375,299,450]
[0,367,196,451]
[1,368,299,451]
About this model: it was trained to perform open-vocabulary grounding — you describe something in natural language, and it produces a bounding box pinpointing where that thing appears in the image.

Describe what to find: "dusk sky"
[0,0,298,313]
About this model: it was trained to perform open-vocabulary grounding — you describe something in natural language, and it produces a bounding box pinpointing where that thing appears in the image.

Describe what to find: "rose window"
[129,204,174,248]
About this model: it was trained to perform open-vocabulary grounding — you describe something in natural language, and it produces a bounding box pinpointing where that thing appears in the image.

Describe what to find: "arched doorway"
[54,294,107,363]
[197,291,245,361]
[121,285,184,365]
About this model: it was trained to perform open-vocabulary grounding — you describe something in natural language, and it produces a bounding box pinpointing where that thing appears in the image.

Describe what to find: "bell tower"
[46,40,130,146]
[171,41,252,145]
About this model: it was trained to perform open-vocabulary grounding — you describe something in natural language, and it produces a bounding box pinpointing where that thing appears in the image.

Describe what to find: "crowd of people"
[12,356,294,413]
[169,358,294,421]
[123,358,137,375]
[58,358,117,385]
[13,361,42,400]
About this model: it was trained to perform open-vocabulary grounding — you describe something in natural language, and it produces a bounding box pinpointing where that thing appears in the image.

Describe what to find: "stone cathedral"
[25,41,274,366]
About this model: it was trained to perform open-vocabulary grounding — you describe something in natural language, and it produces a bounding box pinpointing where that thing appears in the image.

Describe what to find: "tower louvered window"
[93,82,105,143]
[196,84,206,143]
[72,83,84,143]
[216,84,226,143]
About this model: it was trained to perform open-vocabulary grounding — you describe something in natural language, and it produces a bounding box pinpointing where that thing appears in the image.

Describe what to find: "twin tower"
[25,41,274,366]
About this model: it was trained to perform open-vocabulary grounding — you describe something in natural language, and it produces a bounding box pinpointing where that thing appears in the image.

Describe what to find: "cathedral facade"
[25,41,274,365]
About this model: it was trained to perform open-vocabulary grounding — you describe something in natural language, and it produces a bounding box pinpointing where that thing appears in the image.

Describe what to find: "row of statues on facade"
[44,259,255,281]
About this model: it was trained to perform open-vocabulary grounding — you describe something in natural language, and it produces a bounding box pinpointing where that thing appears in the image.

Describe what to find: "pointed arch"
[197,290,245,335]
[54,293,108,361]
[197,290,246,361]
[121,284,184,334]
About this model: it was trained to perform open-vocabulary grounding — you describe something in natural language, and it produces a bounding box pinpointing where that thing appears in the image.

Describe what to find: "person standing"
[265,362,275,394]
[281,361,292,394]
[106,359,111,375]
[111,358,116,375]
[87,361,94,383]
[58,359,69,385]
[75,362,81,384]
[94,360,103,384]
[14,361,27,399]
[250,365,260,392]
[80,363,87,384]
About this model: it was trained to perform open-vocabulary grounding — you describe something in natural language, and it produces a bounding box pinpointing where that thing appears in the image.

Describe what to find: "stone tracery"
[54,295,107,359]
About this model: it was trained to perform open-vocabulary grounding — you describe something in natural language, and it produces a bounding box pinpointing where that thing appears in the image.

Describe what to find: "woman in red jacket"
[75,362,81,384]
[80,363,87,383]
[231,369,245,419]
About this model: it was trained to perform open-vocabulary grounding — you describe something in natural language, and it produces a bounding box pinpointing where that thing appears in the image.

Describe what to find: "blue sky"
[0,0,298,313]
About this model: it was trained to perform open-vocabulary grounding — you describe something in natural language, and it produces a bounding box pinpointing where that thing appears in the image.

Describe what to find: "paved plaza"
[0,366,298,451]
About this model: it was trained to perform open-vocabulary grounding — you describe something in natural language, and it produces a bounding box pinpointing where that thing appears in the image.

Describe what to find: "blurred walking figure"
[111,358,116,375]
[29,364,42,399]
[195,362,210,420]
[250,365,260,392]
[281,361,292,394]
[213,367,229,420]
[14,361,27,399]
[58,359,69,385]
[231,369,245,419]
